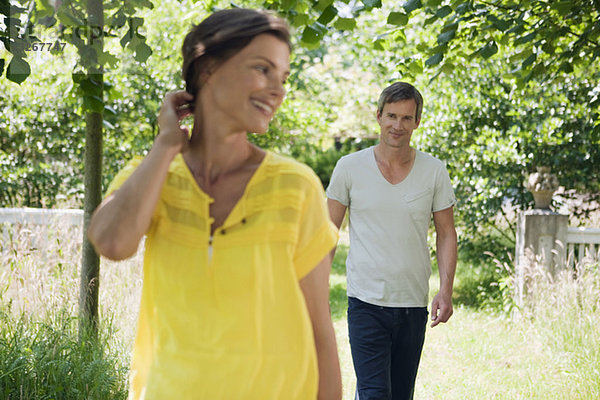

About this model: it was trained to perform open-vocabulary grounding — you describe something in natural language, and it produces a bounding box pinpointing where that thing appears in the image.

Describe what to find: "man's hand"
[430,291,453,327]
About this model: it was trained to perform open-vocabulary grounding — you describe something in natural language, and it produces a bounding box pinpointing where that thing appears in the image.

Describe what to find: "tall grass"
[1,220,143,398]
[0,306,128,399]
[517,258,600,399]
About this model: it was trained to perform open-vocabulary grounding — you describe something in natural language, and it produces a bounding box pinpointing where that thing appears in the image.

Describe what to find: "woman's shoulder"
[263,151,323,189]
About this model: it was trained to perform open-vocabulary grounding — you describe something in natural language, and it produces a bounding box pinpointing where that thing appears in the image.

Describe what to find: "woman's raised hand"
[156,91,195,156]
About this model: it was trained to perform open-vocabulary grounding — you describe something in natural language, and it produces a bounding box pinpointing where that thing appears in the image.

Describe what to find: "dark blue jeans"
[348,297,428,400]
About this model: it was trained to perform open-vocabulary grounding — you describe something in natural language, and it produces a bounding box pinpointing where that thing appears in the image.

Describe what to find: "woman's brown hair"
[182,8,291,98]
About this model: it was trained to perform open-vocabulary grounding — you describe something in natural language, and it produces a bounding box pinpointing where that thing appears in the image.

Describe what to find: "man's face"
[377,100,420,149]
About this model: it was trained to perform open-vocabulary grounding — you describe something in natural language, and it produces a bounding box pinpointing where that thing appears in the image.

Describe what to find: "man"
[326,82,457,400]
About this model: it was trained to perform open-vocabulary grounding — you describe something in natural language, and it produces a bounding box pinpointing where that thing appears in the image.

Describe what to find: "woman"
[88,8,342,400]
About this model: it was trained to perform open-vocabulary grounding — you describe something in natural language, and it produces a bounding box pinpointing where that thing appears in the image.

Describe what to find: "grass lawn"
[334,301,578,400]
[331,244,593,400]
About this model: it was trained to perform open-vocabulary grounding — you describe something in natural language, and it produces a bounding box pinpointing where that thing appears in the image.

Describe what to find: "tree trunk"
[79,110,103,340]
[78,0,104,342]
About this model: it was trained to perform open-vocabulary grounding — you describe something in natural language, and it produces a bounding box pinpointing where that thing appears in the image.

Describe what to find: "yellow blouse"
[106,151,338,400]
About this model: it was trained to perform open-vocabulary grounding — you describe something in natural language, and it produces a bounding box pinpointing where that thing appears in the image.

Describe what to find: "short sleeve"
[432,163,456,212]
[294,173,339,280]
[326,157,350,206]
[105,156,145,197]
[104,156,163,232]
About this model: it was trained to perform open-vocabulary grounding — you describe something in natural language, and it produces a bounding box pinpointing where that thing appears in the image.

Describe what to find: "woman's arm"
[87,91,193,260]
[299,254,342,400]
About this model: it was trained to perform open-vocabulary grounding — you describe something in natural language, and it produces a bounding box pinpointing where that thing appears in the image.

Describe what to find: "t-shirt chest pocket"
[404,188,433,225]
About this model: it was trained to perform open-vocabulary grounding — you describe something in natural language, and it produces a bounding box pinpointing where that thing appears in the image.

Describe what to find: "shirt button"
[221,229,226,235]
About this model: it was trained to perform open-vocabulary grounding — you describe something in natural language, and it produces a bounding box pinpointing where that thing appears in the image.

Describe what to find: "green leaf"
[426,0,442,7]
[403,0,422,14]
[506,23,525,35]
[315,0,334,11]
[134,42,152,62]
[436,5,452,18]
[6,56,30,84]
[120,29,133,48]
[559,62,573,73]
[373,38,385,50]
[509,47,533,63]
[0,58,4,76]
[455,2,470,15]
[440,62,454,73]
[393,29,407,42]
[72,71,86,84]
[35,0,55,19]
[424,15,438,26]
[129,0,154,9]
[292,13,309,27]
[301,24,325,44]
[111,12,127,28]
[479,41,498,59]
[425,52,443,66]
[514,32,536,45]
[408,59,423,74]
[487,15,511,32]
[522,53,536,69]
[129,17,144,31]
[83,95,104,113]
[437,29,455,45]
[552,1,573,15]
[317,5,338,25]
[334,18,357,31]
[387,11,408,26]
[57,9,84,26]
[80,78,102,96]
[362,0,382,9]
[441,21,458,33]
[98,51,120,68]
[430,43,448,54]
[541,42,555,55]
[373,33,389,50]
[281,0,295,10]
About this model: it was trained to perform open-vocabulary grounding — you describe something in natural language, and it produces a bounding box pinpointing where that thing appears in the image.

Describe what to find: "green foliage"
[453,260,513,312]
[1,0,338,207]
[0,307,128,399]
[386,0,600,84]
[291,137,377,189]
[417,58,600,236]
[0,59,83,207]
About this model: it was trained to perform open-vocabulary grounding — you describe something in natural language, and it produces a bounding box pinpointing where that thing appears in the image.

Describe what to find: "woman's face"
[199,33,291,134]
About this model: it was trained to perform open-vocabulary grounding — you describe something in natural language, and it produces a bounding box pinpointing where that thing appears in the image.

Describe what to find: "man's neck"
[374,143,414,169]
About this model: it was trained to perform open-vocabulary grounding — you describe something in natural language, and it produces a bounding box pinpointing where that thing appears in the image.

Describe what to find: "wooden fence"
[567,227,600,268]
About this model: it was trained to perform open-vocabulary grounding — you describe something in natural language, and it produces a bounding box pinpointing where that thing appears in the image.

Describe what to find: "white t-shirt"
[326,146,456,307]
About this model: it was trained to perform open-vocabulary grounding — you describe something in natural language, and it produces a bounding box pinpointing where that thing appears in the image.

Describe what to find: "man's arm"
[299,254,342,400]
[327,198,347,229]
[430,206,457,327]
[327,198,347,259]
